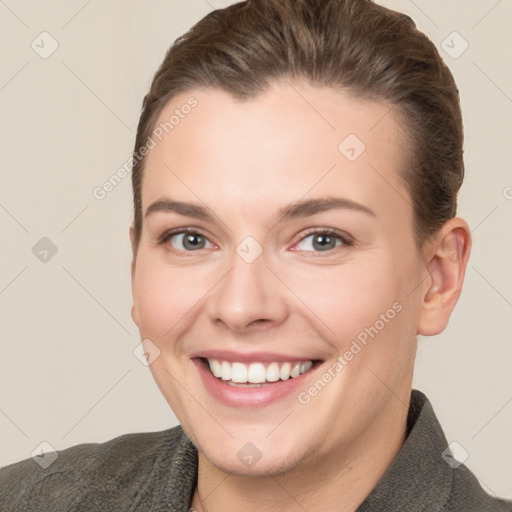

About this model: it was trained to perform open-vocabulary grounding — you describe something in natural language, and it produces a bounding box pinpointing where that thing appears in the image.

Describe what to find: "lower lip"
[194,359,319,408]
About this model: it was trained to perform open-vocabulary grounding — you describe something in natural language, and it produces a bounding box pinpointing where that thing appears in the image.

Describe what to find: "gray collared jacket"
[1,390,510,511]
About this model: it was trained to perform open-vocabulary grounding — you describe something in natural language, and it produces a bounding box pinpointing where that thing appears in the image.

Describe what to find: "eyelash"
[157,227,354,256]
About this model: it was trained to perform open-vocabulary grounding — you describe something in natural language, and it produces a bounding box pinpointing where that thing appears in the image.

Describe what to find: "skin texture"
[130,82,471,511]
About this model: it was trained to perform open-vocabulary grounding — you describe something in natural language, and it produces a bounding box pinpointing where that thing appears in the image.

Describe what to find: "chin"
[192,429,315,478]
[201,446,307,478]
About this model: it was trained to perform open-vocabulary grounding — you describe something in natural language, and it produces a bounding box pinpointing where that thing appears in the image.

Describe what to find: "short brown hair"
[131,0,464,249]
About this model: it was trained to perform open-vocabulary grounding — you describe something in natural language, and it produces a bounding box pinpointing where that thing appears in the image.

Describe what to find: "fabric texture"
[0,390,510,511]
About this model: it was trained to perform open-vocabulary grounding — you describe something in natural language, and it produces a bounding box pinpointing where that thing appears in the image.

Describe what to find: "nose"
[206,248,289,333]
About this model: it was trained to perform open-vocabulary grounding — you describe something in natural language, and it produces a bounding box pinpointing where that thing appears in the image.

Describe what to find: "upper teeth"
[207,359,313,384]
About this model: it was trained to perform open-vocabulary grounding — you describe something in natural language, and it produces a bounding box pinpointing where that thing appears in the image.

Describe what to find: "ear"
[417,217,471,336]
[129,224,140,327]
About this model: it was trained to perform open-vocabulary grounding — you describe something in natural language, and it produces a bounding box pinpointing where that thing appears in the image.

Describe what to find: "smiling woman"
[1,0,511,511]
[131,81,462,509]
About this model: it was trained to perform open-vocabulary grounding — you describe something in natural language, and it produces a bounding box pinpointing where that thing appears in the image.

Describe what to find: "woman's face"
[131,82,426,476]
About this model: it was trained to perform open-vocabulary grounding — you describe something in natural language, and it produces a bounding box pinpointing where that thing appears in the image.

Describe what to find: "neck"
[191,396,410,512]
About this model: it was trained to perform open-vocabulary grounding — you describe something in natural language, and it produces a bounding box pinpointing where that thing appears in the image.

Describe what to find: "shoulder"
[409,390,512,511]
[446,463,512,511]
[0,425,186,512]
[360,390,512,511]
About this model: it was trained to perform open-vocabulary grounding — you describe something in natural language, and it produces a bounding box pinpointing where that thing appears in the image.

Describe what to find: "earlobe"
[417,218,471,336]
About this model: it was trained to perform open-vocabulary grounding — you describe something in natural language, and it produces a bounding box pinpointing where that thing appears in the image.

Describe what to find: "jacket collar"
[357,389,452,511]
[152,390,452,511]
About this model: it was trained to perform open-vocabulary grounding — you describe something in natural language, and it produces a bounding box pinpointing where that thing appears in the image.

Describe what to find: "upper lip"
[190,350,321,364]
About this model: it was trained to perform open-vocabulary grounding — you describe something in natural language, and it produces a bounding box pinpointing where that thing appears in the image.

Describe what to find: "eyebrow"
[145,196,375,223]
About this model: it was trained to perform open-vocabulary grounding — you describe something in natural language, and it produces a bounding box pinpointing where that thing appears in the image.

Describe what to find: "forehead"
[141,82,411,226]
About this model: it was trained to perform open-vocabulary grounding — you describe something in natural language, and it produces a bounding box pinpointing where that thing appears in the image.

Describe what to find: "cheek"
[281,250,420,382]
[285,260,404,340]
[132,252,199,339]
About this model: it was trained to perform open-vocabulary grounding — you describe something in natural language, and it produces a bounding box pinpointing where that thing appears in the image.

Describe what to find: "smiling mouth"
[201,358,319,387]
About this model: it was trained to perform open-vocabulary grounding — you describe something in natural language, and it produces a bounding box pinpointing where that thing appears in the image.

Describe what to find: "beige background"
[0,0,511,499]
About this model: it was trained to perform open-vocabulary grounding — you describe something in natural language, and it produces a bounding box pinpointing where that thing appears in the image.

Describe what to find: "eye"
[293,229,351,253]
[158,228,352,255]
[159,229,215,252]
